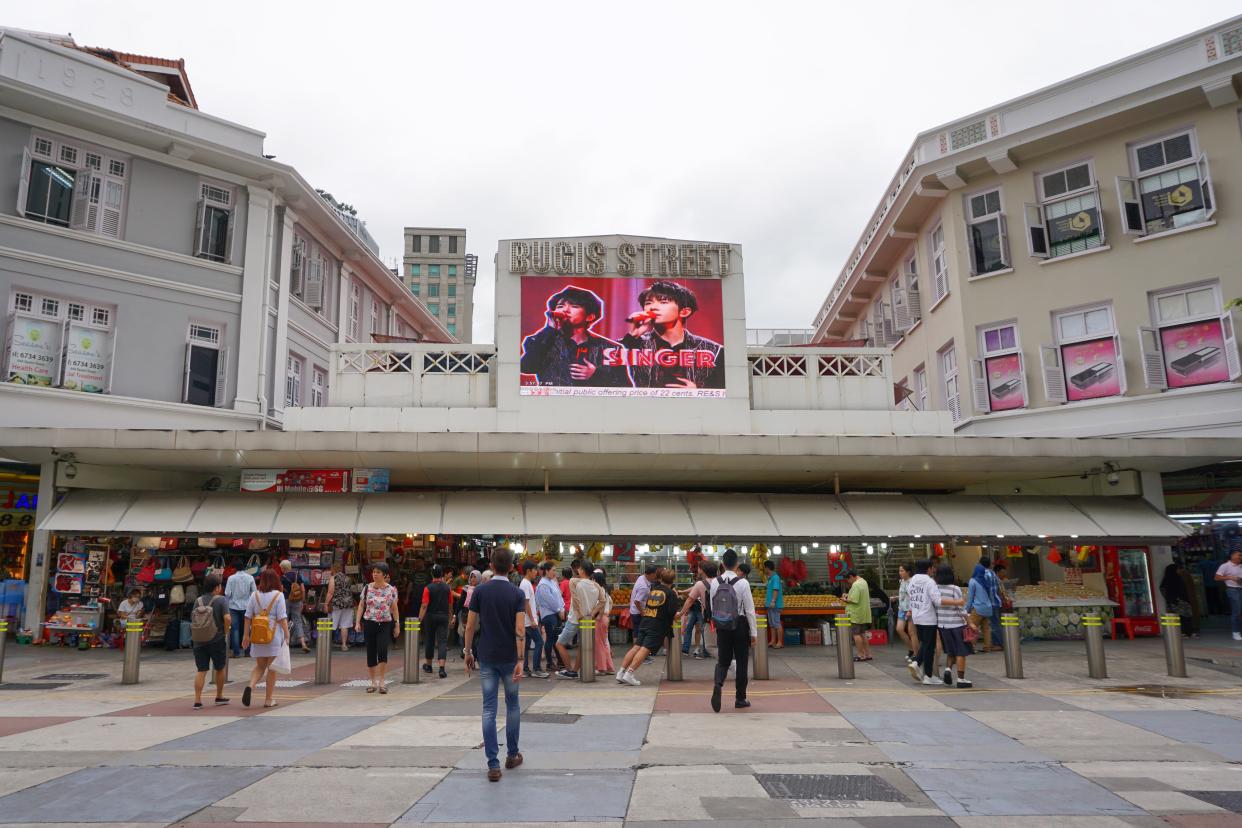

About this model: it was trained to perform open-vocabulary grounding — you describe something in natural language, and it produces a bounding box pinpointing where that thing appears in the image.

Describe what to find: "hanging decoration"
[1046,544,1063,565]
[542,538,560,561]
[749,543,769,571]
[1006,545,1024,558]
[585,542,604,563]
[932,543,946,558]
[613,543,635,562]
[685,544,704,570]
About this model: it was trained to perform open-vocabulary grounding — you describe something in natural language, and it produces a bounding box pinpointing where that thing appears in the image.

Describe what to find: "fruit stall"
[1010,582,1118,640]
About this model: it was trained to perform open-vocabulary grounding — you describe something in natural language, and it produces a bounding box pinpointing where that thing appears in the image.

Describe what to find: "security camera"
[1106,471,1120,486]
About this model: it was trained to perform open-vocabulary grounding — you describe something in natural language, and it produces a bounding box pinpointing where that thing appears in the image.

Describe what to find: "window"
[183,323,226,407]
[448,323,457,336]
[430,264,441,278]
[310,366,326,407]
[449,236,458,254]
[1042,304,1124,403]
[411,235,421,253]
[939,344,962,422]
[411,283,420,296]
[428,283,440,297]
[1117,130,1214,237]
[965,188,1009,275]
[290,233,334,316]
[928,225,948,304]
[194,182,234,263]
[448,283,457,297]
[410,264,421,278]
[1140,283,1239,390]
[1025,161,1103,259]
[428,235,440,253]
[18,133,127,238]
[972,323,1026,413]
[428,303,440,316]
[369,300,380,339]
[448,265,457,277]
[285,353,303,407]
[348,283,360,340]
[7,290,115,392]
[912,365,928,412]
[447,303,456,317]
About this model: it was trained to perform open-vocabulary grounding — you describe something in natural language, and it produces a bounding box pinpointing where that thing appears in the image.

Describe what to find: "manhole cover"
[0,683,70,691]
[756,774,907,804]
[1103,684,1217,699]
[522,713,581,724]
[34,673,108,681]
[1186,791,1242,813]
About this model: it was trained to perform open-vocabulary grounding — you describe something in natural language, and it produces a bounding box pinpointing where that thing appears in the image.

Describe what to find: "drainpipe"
[255,204,279,429]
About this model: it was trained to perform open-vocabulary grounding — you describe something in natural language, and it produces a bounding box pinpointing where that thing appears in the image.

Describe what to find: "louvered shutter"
[1116,177,1145,235]
[1090,183,1105,245]
[99,178,123,238]
[998,214,1011,268]
[970,359,991,413]
[16,148,31,216]
[1198,154,1216,221]
[69,172,94,231]
[1040,345,1067,403]
[907,289,922,322]
[1024,203,1048,258]
[214,346,229,408]
[193,199,208,257]
[222,209,235,264]
[1138,326,1168,389]
[1221,311,1240,381]
[181,343,194,403]
[303,258,324,309]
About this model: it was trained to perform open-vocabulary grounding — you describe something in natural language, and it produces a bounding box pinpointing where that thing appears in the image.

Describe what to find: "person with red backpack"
[709,548,757,712]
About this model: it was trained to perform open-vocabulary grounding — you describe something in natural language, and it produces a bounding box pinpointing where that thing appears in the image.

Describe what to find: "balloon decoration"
[613,543,635,562]
[932,543,946,558]
[1046,544,1063,565]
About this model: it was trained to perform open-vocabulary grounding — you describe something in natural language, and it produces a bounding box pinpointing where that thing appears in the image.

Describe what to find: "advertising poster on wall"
[5,316,62,386]
[519,276,726,397]
[1160,319,1227,389]
[985,354,1025,411]
[61,324,112,393]
[1062,337,1121,401]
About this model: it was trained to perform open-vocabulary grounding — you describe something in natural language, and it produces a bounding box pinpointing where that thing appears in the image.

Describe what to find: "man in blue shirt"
[464,547,526,782]
[535,561,565,671]
[224,566,256,658]
[763,560,784,649]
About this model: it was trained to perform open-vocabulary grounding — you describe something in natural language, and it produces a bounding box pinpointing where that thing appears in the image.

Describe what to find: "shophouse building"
[403,227,474,341]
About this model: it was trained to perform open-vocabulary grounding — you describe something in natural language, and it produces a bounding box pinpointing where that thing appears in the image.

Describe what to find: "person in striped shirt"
[934,563,973,689]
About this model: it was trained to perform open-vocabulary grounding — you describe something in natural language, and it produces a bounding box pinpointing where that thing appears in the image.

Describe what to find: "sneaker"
[439,667,447,679]
[698,649,712,659]
[921,675,941,686]
[624,672,642,686]
[907,661,922,682]
[734,699,751,709]
[955,678,973,689]
[556,669,578,679]
[681,648,690,656]
[192,702,203,710]
[615,668,626,683]
[532,670,550,679]
[691,650,704,659]
[1233,633,1241,642]
[711,683,722,713]
[942,668,954,686]
[423,663,433,673]
[214,697,230,706]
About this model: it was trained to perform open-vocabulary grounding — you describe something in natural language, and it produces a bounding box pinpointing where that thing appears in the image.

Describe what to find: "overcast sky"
[9,2,1240,341]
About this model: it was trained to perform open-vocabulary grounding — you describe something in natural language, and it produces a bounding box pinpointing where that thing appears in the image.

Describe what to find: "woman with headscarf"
[1160,562,1198,637]
[966,557,995,654]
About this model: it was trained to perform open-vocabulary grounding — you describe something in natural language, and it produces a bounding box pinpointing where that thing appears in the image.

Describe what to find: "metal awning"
[40,490,1189,543]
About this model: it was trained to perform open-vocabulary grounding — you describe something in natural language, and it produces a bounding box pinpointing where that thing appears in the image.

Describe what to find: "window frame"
[973,322,1027,413]
[939,342,961,422]
[20,132,128,240]
[428,235,440,254]
[183,321,227,408]
[1118,128,1214,237]
[348,283,360,341]
[1026,159,1104,260]
[310,365,326,407]
[194,180,236,264]
[928,224,948,305]
[1140,281,1239,390]
[285,352,304,408]
[912,364,927,412]
[1043,303,1124,404]
[964,187,1010,276]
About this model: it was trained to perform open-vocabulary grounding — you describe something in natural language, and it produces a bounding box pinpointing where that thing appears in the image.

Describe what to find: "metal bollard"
[1083,615,1107,679]
[754,616,769,680]
[835,616,855,680]
[1000,614,1023,679]
[314,618,333,685]
[1160,614,1187,678]
[121,620,143,685]
[0,620,8,684]
[667,619,683,681]
[403,619,421,684]
[578,619,595,682]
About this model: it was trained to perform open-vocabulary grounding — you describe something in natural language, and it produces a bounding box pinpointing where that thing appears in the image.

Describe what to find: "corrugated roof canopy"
[40,491,1189,543]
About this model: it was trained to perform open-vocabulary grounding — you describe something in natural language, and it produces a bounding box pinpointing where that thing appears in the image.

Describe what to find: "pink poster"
[1160,320,1227,389]
[985,354,1024,411]
[1062,337,1120,401]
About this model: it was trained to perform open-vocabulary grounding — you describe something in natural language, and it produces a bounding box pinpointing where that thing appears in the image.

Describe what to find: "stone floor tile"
[107,749,309,768]
[644,712,853,749]
[843,711,1017,746]
[906,762,1144,817]
[934,690,1081,712]
[656,678,838,714]
[1105,710,1242,745]
[628,766,766,822]
[1159,815,1242,827]
[637,744,891,766]
[953,818,1160,827]
[702,796,801,820]
[265,680,472,717]
[455,748,640,770]
[971,711,1181,745]
[0,716,232,752]
[295,746,469,767]
[400,677,553,717]
[0,717,80,738]
[1115,790,1226,813]
[218,766,448,822]
[0,767,80,797]
[0,765,273,823]
[528,683,659,715]
[400,768,633,822]
[151,715,382,752]
[0,750,126,768]
[1087,777,1176,792]
[333,715,482,748]
[1032,743,1225,763]
[1062,761,1242,791]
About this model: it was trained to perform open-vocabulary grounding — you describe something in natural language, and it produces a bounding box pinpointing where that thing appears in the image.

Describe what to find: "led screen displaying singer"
[619,280,725,390]
[519,286,634,389]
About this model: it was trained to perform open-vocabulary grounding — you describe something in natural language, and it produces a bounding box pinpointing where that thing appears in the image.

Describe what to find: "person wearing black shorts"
[615,567,680,686]
[191,574,230,710]
[419,565,452,678]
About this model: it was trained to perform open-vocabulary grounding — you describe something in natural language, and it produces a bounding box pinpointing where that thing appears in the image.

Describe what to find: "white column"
[270,209,295,420]
[1141,469,1174,615]
[337,264,352,344]
[234,188,274,415]
[22,460,57,634]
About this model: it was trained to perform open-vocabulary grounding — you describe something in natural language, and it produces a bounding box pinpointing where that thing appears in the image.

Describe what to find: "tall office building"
[403,228,474,341]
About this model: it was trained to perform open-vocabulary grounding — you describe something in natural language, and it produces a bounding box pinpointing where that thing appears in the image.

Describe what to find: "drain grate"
[522,713,581,724]
[1103,684,1220,699]
[756,774,907,804]
[0,683,70,691]
[1186,791,1242,813]
[34,673,108,681]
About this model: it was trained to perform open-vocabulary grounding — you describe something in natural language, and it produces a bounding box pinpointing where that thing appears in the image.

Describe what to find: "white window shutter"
[947,389,962,422]
[1138,326,1168,389]
[223,208,235,264]
[1024,203,1048,258]
[970,359,991,413]
[893,284,911,331]
[1112,334,1127,395]
[99,178,123,238]
[181,343,193,403]
[193,199,208,257]
[1091,183,1105,246]
[1040,345,1067,403]
[907,288,922,322]
[963,219,979,277]
[16,148,31,216]
[1221,310,1240,381]
[303,258,324,309]
[214,346,229,408]
[882,304,897,344]
[1116,177,1146,235]
[998,214,1011,268]
[290,242,304,294]
[1016,352,1028,406]
[1197,154,1216,220]
[69,172,94,231]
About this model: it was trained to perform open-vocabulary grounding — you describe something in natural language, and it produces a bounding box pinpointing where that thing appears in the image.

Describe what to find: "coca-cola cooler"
[1103,546,1159,636]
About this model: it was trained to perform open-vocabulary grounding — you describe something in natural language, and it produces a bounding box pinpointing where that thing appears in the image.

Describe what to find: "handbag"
[344,551,360,575]
[271,641,292,675]
[136,559,156,584]
[153,558,173,582]
[300,570,314,585]
[191,557,209,578]
[307,552,321,567]
[963,623,979,643]
[169,584,185,604]
[243,554,261,577]
[172,556,194,584]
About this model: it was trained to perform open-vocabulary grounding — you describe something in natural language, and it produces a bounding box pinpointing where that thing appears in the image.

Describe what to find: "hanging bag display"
[244,554,262,577]
[172,556,194,584]
[135,556,156,584]
[169,584,186,604]
[344,551,360,575]
[153,558,173,582]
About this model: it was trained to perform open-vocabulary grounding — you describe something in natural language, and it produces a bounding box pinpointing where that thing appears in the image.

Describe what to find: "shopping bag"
[271,641,292,675]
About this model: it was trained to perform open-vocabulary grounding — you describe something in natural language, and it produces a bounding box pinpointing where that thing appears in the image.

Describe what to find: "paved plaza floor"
[3,632,1242,826]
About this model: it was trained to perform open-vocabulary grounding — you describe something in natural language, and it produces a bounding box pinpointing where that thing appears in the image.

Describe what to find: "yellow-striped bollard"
[578,618,596,682]
[835,615,855,679]
[403,618,421,684]
[1160,614,1187,678]
[754,616,769,680]
[0,620,8,683]
[667,618,683,681]
[1000,614,1023,679]
[122,620,144,684]
[1083,615,1107,679]
[315,618,333,685]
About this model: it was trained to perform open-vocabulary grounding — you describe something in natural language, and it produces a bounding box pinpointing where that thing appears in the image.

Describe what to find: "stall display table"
[1011,598,1118,640]
[42,604,106,648]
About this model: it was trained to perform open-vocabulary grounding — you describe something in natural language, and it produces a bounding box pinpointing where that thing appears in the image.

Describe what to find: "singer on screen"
[621,280,725,389]
[519,286,634,388]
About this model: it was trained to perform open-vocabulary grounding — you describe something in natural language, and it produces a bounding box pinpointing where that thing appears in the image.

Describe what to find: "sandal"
[366,686,377,694]
[853,656,865,662]
[379,686,388,695]
[263,702,279,708]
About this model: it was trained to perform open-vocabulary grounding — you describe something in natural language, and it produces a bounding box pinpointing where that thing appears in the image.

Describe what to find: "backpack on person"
[250,592,280,645]
[190,596,219,644]
[289,580,305,603]
[712,575,742,631]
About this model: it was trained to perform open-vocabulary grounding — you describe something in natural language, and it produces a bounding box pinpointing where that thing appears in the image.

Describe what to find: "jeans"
[713,626,751,701]
[682,606,702,652]
[540,614,559,668]
[287,600,306,645]
[1228,588,1242,634]
[479,661,520,770]
[228,608,246,655]
[915,623,938,677]
[990,608,1003,648]
[524,624,545,671]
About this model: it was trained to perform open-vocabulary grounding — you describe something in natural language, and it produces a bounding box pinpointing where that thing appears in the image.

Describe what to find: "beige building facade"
[813,16,1242,439]
[402,227,474,341]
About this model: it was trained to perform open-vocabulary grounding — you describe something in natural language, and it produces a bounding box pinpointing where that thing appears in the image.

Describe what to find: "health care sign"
[512,239,731,398]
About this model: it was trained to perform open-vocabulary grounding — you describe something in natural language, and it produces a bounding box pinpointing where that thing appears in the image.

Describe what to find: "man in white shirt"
[906,559,943,685]
[554,559,600,679]
[519,561,548,678]
[708,548,757,712]
[1215,549,1242,640]
[224,567,256,658]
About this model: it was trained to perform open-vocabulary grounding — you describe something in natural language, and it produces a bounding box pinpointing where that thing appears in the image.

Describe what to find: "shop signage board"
[1047,206,1099,246]
[5,314,63,386]
[61,324,113,393]
[1160,319,1228,389]
[1062,337,1121,401]
[1141,178,1203,227]
[518,275,726,397]
[0,486,37,529]
[984,354,1025,411]
[351,468,390,493]
[241,469,389,494]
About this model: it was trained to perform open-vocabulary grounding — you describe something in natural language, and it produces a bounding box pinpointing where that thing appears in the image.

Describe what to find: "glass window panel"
[969,217,1005,273]
[1042,172,1066,198]
[1157,293,1187,322]
[985,190,1001,214]
[984,329,1001,353]
[1164,134,1192,165]
[999,326,1016,350]
[1187,287,1216,317]
[1060,313,1086,341]
[1065,164,1091,191]
[1084,308,1111,334]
